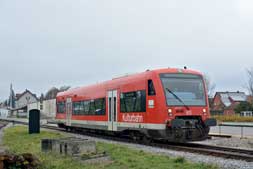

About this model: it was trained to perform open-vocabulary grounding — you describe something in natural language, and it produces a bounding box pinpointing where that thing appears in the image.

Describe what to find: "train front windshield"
[160,74,206,106]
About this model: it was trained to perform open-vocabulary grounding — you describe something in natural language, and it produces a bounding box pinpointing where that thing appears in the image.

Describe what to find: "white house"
[15,89,38,109]
[27,99,56,118]
[11,89,39,117]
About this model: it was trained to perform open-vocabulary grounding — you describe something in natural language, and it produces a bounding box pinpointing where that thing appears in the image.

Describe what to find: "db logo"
[122,114,143,123]
[186,110,192,115]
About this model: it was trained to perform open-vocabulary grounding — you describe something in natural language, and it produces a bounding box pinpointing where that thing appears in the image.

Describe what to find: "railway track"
[155,142,253,162]
[1,119,253,162]
[37,124,253,162]
[208,133,232,138]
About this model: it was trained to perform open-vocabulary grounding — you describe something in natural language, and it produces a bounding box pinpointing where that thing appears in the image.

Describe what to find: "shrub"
[213,115,253,122]
[174,157,185,163]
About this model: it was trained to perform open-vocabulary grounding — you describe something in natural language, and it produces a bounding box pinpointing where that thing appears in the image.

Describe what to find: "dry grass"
[213,115,253,123]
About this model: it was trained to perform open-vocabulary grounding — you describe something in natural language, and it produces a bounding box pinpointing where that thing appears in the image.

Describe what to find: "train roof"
[57,68,203,97]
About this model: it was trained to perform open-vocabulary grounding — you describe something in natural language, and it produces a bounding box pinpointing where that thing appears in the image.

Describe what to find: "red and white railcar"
[55,68,216,142]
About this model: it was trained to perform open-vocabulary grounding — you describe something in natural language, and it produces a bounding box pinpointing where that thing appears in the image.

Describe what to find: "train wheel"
[140,135,152,145]
[130,132,139,142]
[57,123,66,129]
[65,126,72,132]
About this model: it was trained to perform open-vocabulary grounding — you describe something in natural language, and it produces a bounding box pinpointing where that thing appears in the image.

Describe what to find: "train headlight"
[168,109,173,116]
[203,108,207,115]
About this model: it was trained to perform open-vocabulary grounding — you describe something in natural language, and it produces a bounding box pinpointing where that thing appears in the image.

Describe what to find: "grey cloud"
[0,0,253,100]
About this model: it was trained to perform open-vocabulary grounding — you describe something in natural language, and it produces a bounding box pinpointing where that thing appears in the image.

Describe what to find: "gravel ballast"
[195,136,253,150]
[69,133,253,169]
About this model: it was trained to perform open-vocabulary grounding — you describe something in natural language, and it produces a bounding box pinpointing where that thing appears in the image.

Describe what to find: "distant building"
[240,111,253,117]
[11,89,39,117]
[27,99,56,118]
[0,108,9,118]
[15,89,39,109]
[247,95,253,104]
[0,100,8,108]
[0,102,3,108]
[211,91,247,115]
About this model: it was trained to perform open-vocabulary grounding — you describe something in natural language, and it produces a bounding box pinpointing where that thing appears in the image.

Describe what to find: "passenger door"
[66,98,72,126]
[107,90,118,131]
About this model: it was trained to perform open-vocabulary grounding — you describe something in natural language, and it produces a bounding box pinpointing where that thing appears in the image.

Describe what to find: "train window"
[89,100,96,115]
[79,101,84,115]
[57,102,65,114]
[160,73,206,106]
[73,98,106,116]
[73,101,81,115]
[109,98,112,120]
[94,98,106,115]
[148,79,156,96]
[83,101,90,115]
[120,90,146,112]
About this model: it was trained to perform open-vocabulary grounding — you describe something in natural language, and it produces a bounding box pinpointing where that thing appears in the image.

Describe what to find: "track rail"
[154,142,253,162]
[208,134,232,138]
[1,119,253,162]
[43,125,253,162]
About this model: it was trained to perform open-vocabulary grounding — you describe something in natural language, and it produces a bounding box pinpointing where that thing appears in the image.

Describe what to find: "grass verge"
[3,126,218,169]
[213,115,253,122]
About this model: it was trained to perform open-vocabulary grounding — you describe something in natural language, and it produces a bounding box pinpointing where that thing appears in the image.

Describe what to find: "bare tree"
[59,85,71,92]
[203,74,216,98]
[45,87,59,100]
[45,86,71,100]
[245,68,253,96]
[39,93,44,102]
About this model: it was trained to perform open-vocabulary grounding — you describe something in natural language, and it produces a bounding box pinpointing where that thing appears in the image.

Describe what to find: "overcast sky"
[1,0,253,101]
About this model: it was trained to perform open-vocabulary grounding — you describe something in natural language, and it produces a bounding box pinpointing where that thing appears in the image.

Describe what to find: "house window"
[120,90,146,112]
[40,104,43,110]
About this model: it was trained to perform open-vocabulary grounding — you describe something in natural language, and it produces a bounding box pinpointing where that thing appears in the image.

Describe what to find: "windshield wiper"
[166,88,190,110]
